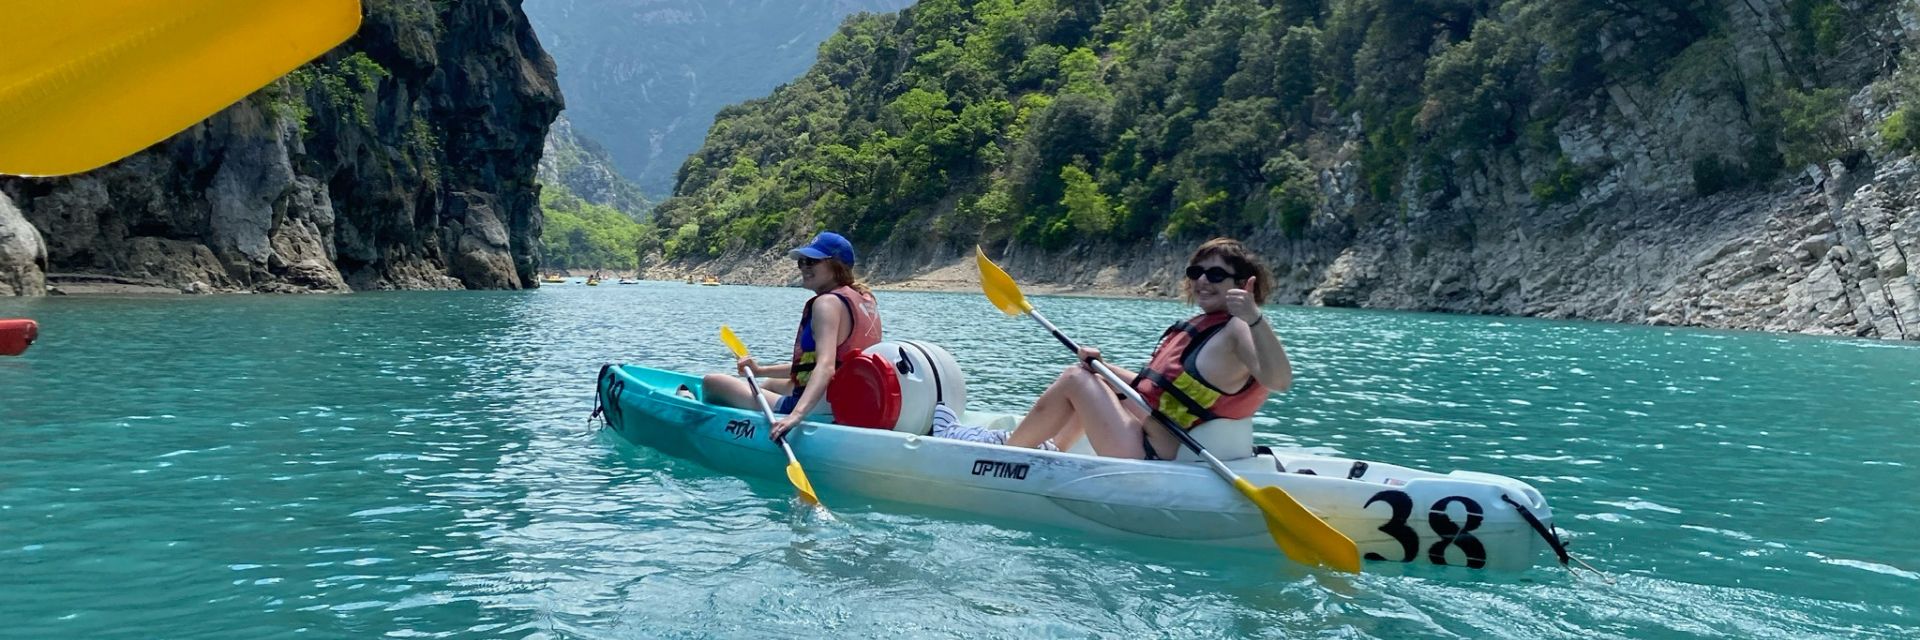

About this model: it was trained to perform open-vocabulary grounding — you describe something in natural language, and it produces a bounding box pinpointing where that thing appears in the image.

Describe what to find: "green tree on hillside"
[539,183,645,271]
[638,0,1901,260]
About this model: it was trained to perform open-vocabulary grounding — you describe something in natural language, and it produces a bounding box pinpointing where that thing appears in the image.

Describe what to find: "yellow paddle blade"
[1234,478,1362,572]
[0,0,363,176]
[719,325,750,358]
[975,245,1032,316]
[787,459,820,505]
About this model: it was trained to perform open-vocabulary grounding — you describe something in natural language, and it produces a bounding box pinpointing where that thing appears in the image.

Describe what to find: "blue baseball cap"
[788,231,857,265]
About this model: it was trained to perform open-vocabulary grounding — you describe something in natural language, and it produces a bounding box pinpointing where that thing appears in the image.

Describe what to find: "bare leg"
[1008,367,1148,459]
[701,373,781,411]
[1050,411,1087,452]
[1006,366,1083,448]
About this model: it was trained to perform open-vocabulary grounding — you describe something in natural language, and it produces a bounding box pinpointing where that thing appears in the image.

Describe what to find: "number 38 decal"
[1361,490,1487,568]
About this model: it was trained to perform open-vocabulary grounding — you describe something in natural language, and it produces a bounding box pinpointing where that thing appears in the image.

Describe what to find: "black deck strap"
[591,364,612,421]
[902,341,944,403]
[894,353,913,374]
[1296,468,1317,475]
[1502,494,1572,566]
[1253,446,1283,471]
[1347,460,1369,480]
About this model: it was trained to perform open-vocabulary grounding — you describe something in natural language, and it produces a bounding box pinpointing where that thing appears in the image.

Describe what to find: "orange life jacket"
[1132,312,1268,429]
[791,285,883,389]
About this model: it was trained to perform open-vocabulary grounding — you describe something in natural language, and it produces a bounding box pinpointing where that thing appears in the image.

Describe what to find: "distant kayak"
[1,318,38,356]
[594,360,1569,572]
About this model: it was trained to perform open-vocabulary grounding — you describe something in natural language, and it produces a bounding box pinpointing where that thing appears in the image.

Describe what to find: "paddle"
[0,0,364,176]
[719,325,823,506]
[973,246,1361,572]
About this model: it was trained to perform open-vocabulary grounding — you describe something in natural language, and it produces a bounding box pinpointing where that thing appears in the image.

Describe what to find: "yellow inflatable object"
[0,0,363,176]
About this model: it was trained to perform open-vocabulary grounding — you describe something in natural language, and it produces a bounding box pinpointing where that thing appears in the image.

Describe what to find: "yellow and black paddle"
[974,246,1361,572]
[0,0,364,176]
[719,325,822,506]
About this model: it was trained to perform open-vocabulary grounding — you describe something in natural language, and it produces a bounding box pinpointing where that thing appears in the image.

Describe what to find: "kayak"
[1,318,35,356]
[593,359,1570,573]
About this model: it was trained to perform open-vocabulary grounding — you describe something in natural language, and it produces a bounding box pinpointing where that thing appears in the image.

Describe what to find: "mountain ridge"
[525,0,917,195]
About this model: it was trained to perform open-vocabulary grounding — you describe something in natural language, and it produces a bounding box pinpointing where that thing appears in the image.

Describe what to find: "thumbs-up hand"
[1226,276,1262,325]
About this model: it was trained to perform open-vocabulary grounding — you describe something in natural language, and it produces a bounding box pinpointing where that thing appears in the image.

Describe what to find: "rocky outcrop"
[1272,0,1918,340]
[1294,159,1916,340]
[0,0,561,294]
[0,192,47,296]
[1768,161,1919,337]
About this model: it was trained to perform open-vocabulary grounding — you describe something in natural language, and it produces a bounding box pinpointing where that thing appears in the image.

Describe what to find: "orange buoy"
[1,318,37,356]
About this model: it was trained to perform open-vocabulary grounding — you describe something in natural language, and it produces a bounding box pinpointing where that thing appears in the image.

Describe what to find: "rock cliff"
[0,193,46,296]
[0,0,562,294]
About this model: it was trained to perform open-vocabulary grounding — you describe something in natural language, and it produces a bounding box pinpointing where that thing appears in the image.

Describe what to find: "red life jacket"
[790,285,883,389]
[1132,312,1268,429]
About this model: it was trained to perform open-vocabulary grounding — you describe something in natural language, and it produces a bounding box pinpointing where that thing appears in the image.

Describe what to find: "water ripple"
[2,287,1917,638]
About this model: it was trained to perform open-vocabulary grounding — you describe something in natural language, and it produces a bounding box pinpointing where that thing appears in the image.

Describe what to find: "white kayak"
[593,354,1572,573]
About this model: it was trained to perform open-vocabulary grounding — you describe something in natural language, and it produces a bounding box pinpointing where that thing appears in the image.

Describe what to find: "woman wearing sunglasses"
[702,231,884,440]
[1005,237,1291,460]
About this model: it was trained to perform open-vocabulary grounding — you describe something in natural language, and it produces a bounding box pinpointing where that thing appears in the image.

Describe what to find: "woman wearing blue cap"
[703,231,885,439]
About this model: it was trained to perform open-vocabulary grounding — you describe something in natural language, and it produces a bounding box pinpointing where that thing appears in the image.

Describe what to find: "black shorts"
[1141,430,1165,461]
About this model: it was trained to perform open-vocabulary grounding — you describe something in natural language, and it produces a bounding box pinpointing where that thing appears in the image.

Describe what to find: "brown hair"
[1184,237,1273,304]
[826,259,872,297]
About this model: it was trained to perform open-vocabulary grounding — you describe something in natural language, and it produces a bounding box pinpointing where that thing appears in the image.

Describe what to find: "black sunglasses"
[796,257,822,268]
[1186,265,1240,283]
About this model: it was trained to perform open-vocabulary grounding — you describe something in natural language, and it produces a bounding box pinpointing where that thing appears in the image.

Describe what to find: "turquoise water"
[2,283,1916,638]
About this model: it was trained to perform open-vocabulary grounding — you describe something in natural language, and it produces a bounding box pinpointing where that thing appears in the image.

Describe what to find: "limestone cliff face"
[0,0,562,294]
[1219,0,1916,341]
[658,0,1919,342]
[1292,0,1918,340]
[1297,161,1917,340]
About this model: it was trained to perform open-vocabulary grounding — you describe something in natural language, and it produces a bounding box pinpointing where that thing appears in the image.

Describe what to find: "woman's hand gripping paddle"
[720,325,822,506]
[0,0,363,176]
[974,246,1360,572]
